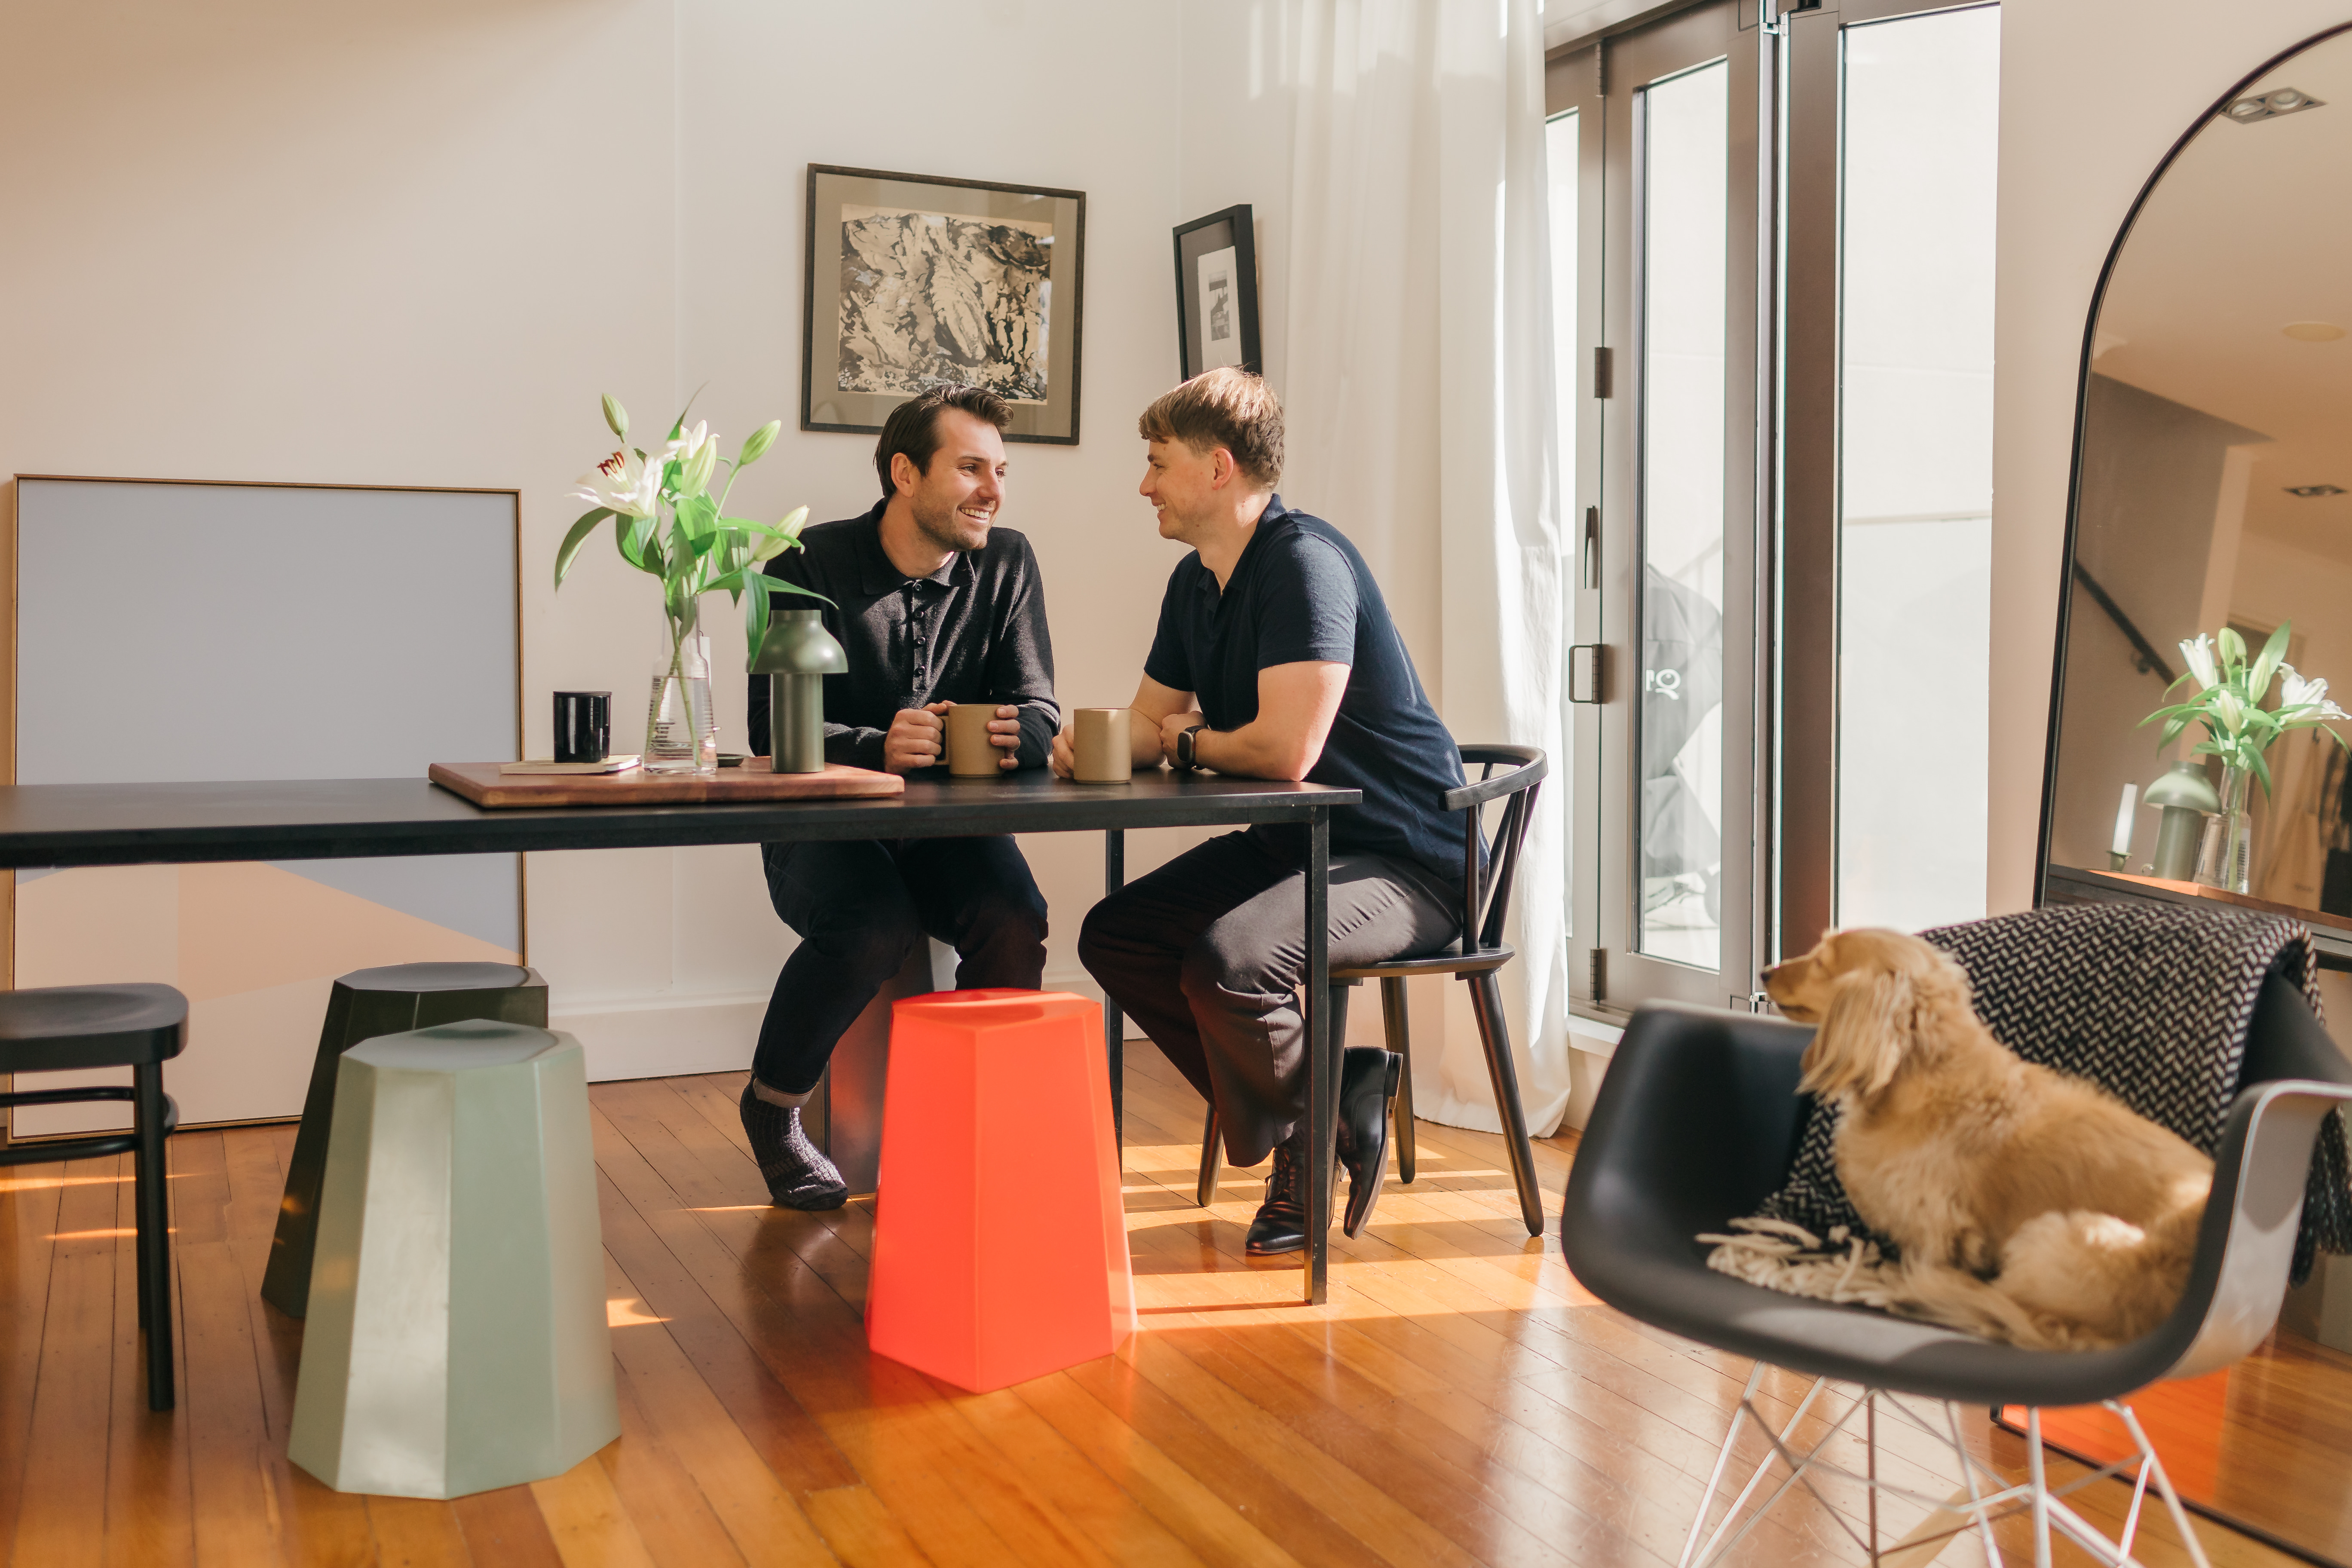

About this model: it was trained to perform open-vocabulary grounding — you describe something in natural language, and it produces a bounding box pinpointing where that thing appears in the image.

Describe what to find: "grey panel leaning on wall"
[14,478,521,951]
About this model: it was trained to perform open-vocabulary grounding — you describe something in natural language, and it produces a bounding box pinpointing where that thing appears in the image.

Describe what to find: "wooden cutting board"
[429,758,903,808]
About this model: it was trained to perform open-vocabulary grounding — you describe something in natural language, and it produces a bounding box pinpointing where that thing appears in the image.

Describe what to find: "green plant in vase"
[2140,622,2351,892]
[557,393,826,774]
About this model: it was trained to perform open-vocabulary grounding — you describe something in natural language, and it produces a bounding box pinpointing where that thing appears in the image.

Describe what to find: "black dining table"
[0,768,1363,1302]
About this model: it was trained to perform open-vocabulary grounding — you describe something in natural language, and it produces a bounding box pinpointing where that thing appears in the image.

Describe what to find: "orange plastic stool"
[865,989,1135,1392]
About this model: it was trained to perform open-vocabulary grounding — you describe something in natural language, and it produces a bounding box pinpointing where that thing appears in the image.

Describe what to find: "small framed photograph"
[1174,205,1261,381]
[802,164,1086,444]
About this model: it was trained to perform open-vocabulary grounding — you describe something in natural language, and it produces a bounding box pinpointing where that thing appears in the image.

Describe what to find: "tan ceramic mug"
[945,702,1002,777]
[1072,707,1132,783]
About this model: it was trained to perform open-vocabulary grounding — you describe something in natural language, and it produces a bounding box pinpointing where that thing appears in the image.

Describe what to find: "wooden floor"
[0,1041,2328,1567]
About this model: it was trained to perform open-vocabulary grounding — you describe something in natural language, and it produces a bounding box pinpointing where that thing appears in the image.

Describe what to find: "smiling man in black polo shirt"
[1064,368,1467,1254]
[739,384,1058,1210]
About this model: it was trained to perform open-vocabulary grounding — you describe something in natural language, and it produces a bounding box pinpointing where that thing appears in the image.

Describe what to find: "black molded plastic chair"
[1561,971,2352,1568]
[263,961,547,1317]
[1197,744,1551,1235]
[0,983,186,1410]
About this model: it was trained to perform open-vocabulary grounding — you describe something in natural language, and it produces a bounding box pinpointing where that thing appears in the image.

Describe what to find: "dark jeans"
[1078,828,1457,1168]
[754,836,1048,1094]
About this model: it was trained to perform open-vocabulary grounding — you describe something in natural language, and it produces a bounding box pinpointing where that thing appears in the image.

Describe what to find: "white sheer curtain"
[1277,0,1571,1135]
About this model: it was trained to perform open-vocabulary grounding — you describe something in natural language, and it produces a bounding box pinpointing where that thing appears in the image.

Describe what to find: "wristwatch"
[1174,722,1209,771]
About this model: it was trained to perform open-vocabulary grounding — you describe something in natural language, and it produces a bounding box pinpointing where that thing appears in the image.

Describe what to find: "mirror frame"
[2035,20,2352,906]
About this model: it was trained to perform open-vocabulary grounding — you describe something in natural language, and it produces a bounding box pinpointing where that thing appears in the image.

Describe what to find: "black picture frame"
[801,164,1086,445]
[1173,205,1261,381]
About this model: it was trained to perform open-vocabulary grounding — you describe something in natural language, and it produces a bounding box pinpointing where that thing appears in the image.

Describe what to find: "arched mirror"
[2040,27,2352,1567]
[2044,24,2352,975]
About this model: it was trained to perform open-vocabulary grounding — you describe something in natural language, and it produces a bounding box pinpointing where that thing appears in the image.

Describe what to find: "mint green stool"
[287,1020,618,1498]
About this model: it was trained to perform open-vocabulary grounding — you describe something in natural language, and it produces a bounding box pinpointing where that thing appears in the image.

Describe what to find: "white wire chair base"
[1678,1366,2214,1568]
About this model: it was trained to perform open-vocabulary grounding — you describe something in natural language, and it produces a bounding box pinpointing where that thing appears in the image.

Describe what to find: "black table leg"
[1305,806,1331,1305]
[1105,827,1124,1148]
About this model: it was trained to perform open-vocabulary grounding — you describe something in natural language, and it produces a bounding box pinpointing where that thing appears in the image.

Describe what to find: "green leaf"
[602,393,629,440]
[2251,747,2275,796]
[764,575,835,608]
[555,508,611,590]
[738,419,782,469]
[668,383,706,443]
[678,493,718,538]
[746,576,770,664]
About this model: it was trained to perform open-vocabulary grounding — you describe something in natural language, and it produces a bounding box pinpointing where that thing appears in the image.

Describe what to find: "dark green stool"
[262,962,547,1317]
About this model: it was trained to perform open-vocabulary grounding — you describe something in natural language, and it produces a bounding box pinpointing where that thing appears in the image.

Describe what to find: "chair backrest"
[2163,1075,2352,1381]
[1449,744,1547,954]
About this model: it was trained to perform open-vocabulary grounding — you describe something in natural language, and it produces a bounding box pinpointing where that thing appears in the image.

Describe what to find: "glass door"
[1579,0,1764,1011]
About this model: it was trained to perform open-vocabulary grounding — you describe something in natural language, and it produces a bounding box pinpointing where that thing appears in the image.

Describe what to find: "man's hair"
[1137,368,1284,490]
[875,385,1012,499]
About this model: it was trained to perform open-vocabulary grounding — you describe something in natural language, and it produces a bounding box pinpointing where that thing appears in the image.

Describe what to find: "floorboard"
[0,1044,2335,1567]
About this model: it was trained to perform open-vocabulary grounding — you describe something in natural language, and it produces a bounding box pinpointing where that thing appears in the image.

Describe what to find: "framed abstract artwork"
[802,164,1086,444]
[1174,205,1261,381]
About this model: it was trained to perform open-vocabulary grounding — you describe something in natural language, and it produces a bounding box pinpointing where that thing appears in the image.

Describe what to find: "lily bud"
[602,393,629,440]
[680,440,719,499]
[739,419,782,468]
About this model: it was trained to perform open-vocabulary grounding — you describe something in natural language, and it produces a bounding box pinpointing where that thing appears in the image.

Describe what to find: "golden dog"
[1762,928,2214,1349]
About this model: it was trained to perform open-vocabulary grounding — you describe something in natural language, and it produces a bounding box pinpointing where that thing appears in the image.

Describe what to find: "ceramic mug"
[1072,707,1132,783]
[945,702,1002,777]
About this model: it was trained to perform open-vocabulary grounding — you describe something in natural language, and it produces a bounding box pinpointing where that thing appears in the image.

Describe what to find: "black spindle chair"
[0,983,186,1409]
[1195,744,1551,1235]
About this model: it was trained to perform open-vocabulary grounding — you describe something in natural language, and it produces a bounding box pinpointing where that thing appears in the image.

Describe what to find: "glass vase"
[644,596,717,775]
[2194,762,2254,894]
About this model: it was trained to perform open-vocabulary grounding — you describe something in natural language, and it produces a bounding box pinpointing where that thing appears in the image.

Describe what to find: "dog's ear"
[1800,960,1912,1100]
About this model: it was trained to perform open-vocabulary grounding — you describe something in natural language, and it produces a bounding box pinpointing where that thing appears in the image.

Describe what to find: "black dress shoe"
[1244,1131,1308,1256]
[739,1081,848,1210]
[1336,1046,1402,1237]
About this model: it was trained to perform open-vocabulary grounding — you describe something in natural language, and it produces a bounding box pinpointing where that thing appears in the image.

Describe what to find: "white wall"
[0,0,1197,1078]
[1989,0,2352,912]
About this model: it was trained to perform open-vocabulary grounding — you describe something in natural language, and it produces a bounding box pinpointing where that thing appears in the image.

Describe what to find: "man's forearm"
[1013,702,1059,769]
[1191,720,1320,782]
[825,723,887,771]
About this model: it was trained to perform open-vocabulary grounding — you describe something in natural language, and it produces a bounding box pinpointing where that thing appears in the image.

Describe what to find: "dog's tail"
[1886,1262,2117,1352]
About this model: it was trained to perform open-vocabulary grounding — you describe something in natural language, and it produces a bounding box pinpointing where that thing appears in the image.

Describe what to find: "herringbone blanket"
[1713,901,2352,1300]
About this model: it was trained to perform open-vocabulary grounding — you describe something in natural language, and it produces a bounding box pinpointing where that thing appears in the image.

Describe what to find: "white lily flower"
[2180,634,2220,690]
[571,449,662,518]
[2281,664,2329,712]
[664,420,717,465]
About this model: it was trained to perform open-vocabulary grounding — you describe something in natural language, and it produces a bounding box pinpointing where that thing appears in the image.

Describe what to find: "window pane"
[1835,6,2000,932]
[1547,107,1577,935]
[1636,60,1729,968]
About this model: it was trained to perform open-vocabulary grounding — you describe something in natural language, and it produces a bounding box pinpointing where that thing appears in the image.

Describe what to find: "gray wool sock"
[751,1078,815,1111]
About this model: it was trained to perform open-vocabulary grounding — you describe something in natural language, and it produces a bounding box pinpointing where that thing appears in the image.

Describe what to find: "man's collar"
[1192,493,1289,597]
[853,500,972,594]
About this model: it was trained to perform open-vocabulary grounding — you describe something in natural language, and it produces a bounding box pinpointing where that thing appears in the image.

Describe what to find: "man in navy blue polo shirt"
[1064,368,1467,1255]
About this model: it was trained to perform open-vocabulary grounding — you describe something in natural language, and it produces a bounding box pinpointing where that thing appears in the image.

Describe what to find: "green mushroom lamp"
[2142,761,2222,882]
[754,609,848,775]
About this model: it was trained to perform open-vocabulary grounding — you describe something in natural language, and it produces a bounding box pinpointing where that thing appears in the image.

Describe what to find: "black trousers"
[754,837,1048,1094]
[1078,829,1457,1168]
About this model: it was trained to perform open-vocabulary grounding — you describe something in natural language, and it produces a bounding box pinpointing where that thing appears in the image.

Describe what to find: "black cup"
[554,691,611,764]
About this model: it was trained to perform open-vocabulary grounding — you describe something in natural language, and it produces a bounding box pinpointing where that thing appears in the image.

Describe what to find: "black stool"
[0,983,187,1410]
[262,962,546,1317]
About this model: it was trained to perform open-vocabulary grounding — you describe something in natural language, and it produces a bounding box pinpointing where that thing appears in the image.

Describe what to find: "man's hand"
[1158,710,1210,766]
[882,702,951,773]
[1050,726,1076,778]
[982,704,1021,771]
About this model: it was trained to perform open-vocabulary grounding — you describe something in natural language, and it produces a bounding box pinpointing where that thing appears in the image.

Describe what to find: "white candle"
[2112,782,2139,856]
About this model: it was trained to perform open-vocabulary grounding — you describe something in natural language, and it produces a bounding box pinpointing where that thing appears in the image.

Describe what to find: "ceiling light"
[2225,87,2325,122]
[2284,322,2347,341]
[2285,484,2346,497]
